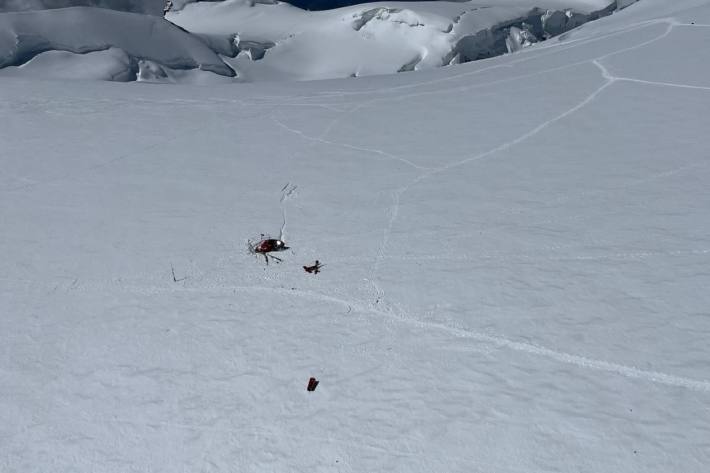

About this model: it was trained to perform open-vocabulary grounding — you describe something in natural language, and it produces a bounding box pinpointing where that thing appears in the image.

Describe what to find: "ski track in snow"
[245,20,666,146]
[331,248,710,264]
[276,20,681,288]
[268,21,686,297]
[221,17,709,394]
[20,275,710,394]
[4,18,710,455]
[284,17,710,394]
[271,115,431,171]
[279,182,298,241]
[257,18,670,108]
[367,19,692,284]
[614,76,710,91]
[251,19,710,275]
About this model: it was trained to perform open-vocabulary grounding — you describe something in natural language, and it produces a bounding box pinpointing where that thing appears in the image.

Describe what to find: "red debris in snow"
[307,377,319,392]
[303,260,322,274]
[249,235,289,264]
[254,238,288,254]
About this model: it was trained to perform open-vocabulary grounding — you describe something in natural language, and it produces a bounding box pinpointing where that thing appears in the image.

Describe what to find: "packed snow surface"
[2,0,710,472]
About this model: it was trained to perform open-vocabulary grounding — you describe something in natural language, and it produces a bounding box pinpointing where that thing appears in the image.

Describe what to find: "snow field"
[2,1,710,472]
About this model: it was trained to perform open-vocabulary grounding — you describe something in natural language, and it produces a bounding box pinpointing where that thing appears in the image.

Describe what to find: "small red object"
[255,239,288,254]
[307,377,319,392]
[303,260,323,274]
[249,235,289,264]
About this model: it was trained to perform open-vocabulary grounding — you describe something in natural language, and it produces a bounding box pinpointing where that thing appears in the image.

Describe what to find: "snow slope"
[0,7,234,81]
[2,0,710,472]
[169,0,619,81]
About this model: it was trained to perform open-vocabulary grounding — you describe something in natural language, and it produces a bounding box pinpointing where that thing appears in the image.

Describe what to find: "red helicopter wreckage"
[248,234,323,274]
[248,184,321,270]
[248,234,290,264]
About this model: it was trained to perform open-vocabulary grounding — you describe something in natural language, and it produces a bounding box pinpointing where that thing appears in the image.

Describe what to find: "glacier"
[1,0,709,472]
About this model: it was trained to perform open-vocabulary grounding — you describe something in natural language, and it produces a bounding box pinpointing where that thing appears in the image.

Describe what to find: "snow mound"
[0,7,234,81]
[0,0,168,15]
[168,0,619,81]
[0,48,135,81]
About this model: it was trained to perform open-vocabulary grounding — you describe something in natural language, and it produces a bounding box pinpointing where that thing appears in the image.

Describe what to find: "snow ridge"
[0,7,234,80]
[168,0,622,81]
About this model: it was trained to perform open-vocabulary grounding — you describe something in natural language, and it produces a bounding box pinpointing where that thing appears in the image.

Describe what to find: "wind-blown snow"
[1,0,710,472]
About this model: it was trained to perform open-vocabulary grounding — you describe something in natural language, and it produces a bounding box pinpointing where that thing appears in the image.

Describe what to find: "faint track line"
[41,276,710,393]
[373,188,404,273]
[369,18,686,295]
[6,17,708,400]
[330,248,710,264]
[271,116,431,171]
[289,21,682,316]
[368,70,616,284]
[309,20,671,147]
[615,76,710,91]
[279,182,298,241]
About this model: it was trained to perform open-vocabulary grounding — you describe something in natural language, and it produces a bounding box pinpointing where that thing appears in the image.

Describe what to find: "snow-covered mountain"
[0,0,168,15]
[168,0,619,81]
[0,0,639,82]
[2,0,710,472]
[0,6,233,81]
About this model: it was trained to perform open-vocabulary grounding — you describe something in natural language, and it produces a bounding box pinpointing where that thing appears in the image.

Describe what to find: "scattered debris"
[303,260,323,274]
[170,263,186,283]
[280,182,298,202]
[248,234,290,264]
[247,185,297,265]
[307,377,319,392]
